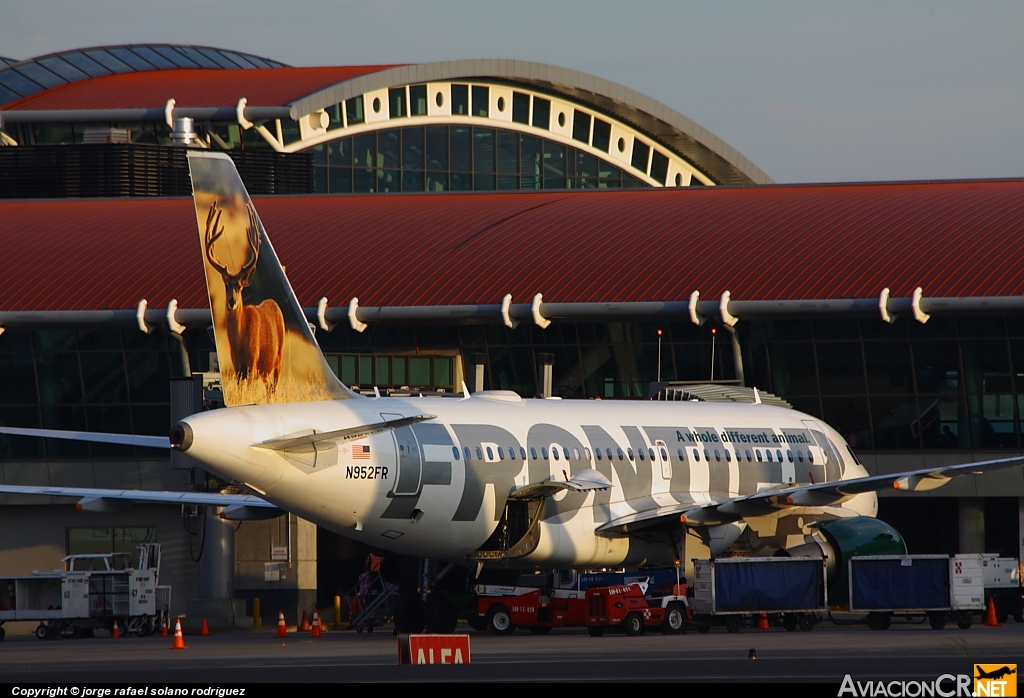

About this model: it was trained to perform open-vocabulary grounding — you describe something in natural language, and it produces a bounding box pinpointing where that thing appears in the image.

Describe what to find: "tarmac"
[0,619,1021,684]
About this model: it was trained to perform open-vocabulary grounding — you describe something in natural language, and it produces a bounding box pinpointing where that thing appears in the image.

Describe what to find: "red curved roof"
[1,180,1023,312]
[1,66,397,109]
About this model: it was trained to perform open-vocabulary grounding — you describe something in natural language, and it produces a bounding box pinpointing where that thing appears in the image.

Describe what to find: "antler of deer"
[237,204,262,287]
[204,203,230,278]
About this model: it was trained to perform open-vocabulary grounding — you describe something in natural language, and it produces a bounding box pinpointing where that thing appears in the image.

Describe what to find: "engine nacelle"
[776,516,906,605]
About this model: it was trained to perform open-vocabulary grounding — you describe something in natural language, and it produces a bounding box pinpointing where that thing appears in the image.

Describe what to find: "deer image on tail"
[204,202,285,392]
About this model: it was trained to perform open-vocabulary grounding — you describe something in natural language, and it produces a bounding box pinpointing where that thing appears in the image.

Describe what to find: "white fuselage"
[181,392,874,567]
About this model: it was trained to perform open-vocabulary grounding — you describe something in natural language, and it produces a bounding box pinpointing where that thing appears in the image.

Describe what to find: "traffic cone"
[111,619,121,639]
[299,609,311,632]
[310,610,321,638]
[200,618,210,636]
[984,597,1002,627]
[276,610,288,638]
[170,618,186,649]
[757,614,769,630]
[160,616,169,637]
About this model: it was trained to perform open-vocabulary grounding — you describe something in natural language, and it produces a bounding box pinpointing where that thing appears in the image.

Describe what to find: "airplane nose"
[170,422,193,451]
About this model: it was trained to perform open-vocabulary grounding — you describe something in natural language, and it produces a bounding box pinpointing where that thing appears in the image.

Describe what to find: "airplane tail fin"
[187,151,355,406]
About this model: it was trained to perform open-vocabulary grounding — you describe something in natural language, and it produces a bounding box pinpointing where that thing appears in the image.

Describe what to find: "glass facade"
[3,316,1024,460]
[308,125,644,194]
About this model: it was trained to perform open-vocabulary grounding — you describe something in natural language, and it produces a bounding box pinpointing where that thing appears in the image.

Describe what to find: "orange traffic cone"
[299,609,311,632]
[170,618,186,649]
[160,616,169,637]
[200,618,210,636]
[757,614,769,630]
[111,619,121,639]
[276,610,288,638]
[984,597,1002,627]
[310,610,321,638]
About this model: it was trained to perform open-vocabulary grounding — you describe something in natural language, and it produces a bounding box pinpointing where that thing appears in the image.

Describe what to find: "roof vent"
[170,118,196,146]
[82,128,131,144]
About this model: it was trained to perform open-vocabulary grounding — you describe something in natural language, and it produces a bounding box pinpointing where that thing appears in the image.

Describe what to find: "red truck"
[585,583,689,637]
[473,581,588,635]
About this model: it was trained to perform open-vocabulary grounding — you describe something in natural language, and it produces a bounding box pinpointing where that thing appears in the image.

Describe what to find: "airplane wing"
[0,484,279,519]
[597,454,1024,534]
[0,426,169,449]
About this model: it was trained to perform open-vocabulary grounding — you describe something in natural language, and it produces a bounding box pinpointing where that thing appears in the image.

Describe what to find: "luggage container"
[848,554,984,630]
[690,557,828,633]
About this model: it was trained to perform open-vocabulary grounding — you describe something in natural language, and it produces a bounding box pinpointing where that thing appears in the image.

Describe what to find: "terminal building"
[1,45,1022,626]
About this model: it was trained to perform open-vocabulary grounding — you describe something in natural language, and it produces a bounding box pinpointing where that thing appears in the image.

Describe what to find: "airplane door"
[383,413,422,495]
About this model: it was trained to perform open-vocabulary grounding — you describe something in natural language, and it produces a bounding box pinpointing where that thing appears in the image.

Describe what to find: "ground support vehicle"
[346,558,399,633]
[981,555,1023,624]
[472,569,681,635]
[584,584,689,637]
[690,557,828,633]
[848,554,984,630]
[0,544,166,640]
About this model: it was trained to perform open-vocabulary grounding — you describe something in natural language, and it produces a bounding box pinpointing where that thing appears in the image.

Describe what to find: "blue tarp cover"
[850,558,948,610]
[713,559,823,612]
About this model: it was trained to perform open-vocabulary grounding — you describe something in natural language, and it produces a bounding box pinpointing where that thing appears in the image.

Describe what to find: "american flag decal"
[352,444,371,460]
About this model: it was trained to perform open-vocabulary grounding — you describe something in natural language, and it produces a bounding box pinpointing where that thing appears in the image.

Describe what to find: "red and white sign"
[406,634,470,664]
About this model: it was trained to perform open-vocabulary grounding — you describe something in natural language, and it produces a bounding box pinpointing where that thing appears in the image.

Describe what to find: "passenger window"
[714,450,721,462]
[453,446,460,461]
[766,450,773,462]
[704,449,710,461]
[552,448,559,460]
[637,448,644,461]
[531,448,537,459]
[660,448,668,461]
[776,450,783,462]
[735,451,741,462]
[808,451,814,463]
[797,450,804,462]
[724,450,731,462]
[508,447,515,460]
[755,450,762,462]
[564,447,571,460]
[692,449,700,461]
[497,447,504,459]
[486,447,494,460]
[787,450,794,462]
[584,448,592,460]
[520,448,527,460]
[627,449,634,461]
[542,447,548,459]
[573,448,580,460]
[677,449,684,460]
[464,447,472,461]
[596,449,602,461]
[745,450,752,462]
[476,448,483,460]
[616,449,624,461]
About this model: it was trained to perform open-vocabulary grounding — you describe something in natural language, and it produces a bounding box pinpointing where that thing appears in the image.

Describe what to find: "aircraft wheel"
[587,625,606,637]
[623,612,644,636]
[725,617,742,634]
[662,603,684,635]
[528,625,552,635]
[782,615,798,632]
[798,614,816,632]
[929,613,947,630]
[487,605,515,636]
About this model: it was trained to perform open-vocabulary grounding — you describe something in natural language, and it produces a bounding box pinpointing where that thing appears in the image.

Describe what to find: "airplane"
[3,150,1023,632]
[975,666,1017,681]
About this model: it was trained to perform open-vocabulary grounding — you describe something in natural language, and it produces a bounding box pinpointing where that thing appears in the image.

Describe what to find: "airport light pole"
[710,327,717,381]
[657,328,663,383]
